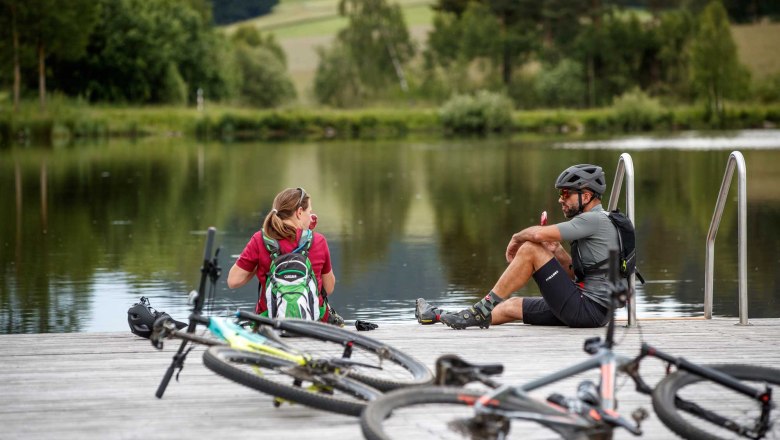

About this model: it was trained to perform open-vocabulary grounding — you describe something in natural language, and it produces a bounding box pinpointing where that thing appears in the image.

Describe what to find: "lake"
[2,130,779,333]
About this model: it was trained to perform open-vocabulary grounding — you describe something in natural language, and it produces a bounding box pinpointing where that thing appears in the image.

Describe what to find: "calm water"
[2,131,779,333]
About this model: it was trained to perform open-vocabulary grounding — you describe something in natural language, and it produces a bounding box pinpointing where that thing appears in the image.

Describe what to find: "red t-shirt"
[235,229,332,315]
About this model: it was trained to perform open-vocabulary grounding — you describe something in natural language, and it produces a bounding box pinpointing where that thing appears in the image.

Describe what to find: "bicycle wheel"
[267,319,433,391]
[203,346,382,416]
[361,386,578,440]
[652,364,780,440]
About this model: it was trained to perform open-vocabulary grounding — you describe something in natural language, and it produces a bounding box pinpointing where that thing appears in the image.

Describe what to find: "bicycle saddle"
[435,354,504,386]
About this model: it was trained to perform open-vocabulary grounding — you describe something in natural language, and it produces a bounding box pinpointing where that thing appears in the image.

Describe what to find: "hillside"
[225,2,780,104]
[224,0,434,103]
[731,21,780,79]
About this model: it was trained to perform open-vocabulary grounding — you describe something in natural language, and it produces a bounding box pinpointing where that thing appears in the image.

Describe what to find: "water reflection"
[1,133,779,333]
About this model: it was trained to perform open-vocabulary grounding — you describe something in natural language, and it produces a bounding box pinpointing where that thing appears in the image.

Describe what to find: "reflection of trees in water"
[1,143,778,332]
[424,143,628,298]
[0,142,278,333]
[317,142,413,282]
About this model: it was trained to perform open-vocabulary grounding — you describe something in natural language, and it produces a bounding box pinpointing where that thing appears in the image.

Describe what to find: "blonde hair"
[262,188,310,241]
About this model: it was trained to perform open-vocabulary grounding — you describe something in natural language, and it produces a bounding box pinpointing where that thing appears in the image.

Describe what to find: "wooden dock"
[1,318,779,439]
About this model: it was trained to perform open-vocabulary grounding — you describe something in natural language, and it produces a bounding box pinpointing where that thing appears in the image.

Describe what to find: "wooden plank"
[0,318,778,439]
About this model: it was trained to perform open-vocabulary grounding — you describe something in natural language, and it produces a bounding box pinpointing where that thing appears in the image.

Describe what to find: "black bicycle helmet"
[127,297,186,339]
[555,164,606,197]
[127,298,157,338]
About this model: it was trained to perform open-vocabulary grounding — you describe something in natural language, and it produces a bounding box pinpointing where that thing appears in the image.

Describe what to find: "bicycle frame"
[472,344,641,436]
[468,251,774,438]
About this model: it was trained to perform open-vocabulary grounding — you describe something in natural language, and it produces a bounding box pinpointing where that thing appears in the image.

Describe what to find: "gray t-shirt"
[556,204,619,308]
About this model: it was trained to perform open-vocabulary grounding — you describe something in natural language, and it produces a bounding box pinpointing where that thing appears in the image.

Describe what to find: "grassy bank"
[2,102,779,146]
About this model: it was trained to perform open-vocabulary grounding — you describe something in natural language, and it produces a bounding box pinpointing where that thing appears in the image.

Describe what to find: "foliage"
[234,45,296,108]
[1,0,100,109]
[534,59,586,108]
[313,0,415,106]
[649,9,697,100]
[159,62,188,106]
[689,0,750,120]
[752,73,780,104]
[230,25,287,66]
[426,0,540,86]
[313,44,366,108]
[611,88,664,131]
[209,0,279,25]
[439,90,514,133]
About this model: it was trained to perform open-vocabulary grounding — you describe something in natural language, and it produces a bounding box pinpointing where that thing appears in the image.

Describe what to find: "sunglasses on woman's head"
[296,187,307,207]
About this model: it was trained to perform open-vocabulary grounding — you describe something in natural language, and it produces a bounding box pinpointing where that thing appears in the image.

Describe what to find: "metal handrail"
[705,151,748,325]
[607,153,636,327]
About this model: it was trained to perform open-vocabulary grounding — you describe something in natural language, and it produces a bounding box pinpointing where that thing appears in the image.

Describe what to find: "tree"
[231,25,287,67]
[55,0,237,104]
[313,44,365,107]
[689,0,748,120]
[339,0,415,91]
[17,0,100,110]
[234,44,295,108]
[427,0,542,87]
[0,0,25,111]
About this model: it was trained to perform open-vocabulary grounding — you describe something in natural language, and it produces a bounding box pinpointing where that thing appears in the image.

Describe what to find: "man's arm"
[505,224,576,278]
[505,225,562,262]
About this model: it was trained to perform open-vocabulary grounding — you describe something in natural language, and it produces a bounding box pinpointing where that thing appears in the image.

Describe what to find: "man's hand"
[505,234,524,262]
[505,224,563,263]
[541,240,560,253]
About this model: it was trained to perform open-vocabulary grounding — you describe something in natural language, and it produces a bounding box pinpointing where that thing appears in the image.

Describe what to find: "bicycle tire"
[652,364,780,440]
[361,386,574,440]
[203,346,382,416]
[265,319,433,391]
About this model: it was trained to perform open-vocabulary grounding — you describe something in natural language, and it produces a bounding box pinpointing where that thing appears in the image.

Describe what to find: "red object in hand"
[540,211,548,226]
[310,213,318,230]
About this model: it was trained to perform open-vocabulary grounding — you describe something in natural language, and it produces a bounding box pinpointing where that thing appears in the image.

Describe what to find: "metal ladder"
[606,154,637,326]
[608,151,749,326]
[705,151,749,325]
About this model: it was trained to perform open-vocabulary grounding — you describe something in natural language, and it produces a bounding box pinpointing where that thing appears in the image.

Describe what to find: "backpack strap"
[261,229,281,260]
[292,229,314,256]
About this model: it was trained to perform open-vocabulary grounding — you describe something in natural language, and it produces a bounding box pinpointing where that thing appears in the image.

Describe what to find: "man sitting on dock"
[417,164,620,329]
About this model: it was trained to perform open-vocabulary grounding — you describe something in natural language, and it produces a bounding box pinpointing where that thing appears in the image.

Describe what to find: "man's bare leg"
[491,297,524,324]
[440,242,554,329]
[489,241,554,324]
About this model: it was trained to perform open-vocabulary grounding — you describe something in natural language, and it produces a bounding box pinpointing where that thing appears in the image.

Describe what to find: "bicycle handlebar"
[156,227,218,399]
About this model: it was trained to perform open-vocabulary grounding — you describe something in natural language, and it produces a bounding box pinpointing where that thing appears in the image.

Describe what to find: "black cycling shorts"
[522,258,609,328]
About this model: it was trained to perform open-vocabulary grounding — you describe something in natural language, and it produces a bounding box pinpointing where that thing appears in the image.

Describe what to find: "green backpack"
[261,229,322,320]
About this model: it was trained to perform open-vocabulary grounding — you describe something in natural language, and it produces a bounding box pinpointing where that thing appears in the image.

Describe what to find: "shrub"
[611,88,663,131]
[439,90,514,133]
[159,63,188,106]
[235,45,296,108]
[534,59,586,108]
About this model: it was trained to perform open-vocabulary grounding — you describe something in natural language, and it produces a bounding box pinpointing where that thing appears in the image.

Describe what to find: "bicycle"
[152,227,433,416]
[361,250,779,439]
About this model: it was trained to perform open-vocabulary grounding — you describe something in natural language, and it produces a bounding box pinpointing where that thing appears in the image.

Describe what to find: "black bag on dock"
[127,297,186,339]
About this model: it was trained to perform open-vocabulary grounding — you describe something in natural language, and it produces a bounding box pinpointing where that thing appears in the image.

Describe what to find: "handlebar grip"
[202,227,216,261]
[156,364,176,398]
[237,310,276,327]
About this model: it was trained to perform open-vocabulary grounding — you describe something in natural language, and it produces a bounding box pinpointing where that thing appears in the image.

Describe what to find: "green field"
[732,22,780,79]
